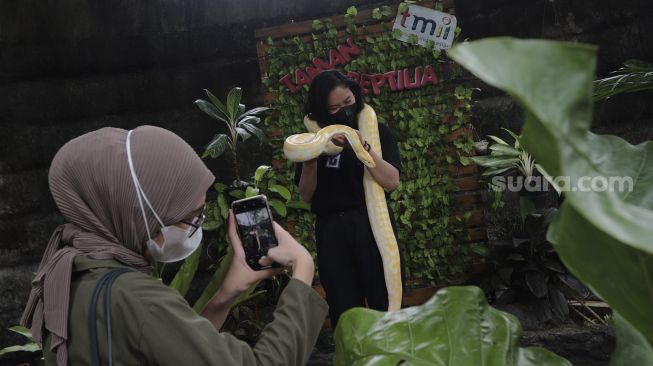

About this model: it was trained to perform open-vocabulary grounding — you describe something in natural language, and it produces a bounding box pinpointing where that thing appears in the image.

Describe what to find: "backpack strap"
[88,268,133,366]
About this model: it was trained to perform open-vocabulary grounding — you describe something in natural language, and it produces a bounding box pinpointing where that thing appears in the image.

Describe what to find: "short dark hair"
[304,70,364,127]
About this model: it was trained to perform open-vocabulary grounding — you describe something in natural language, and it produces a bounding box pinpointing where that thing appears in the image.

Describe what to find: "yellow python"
[283,104,402,311]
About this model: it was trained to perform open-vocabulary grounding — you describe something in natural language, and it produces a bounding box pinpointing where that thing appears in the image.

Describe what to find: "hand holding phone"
[231,195,279,270]
[221,205,314,296]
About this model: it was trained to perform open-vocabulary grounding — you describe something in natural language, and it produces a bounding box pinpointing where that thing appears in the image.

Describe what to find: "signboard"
[392,4,457,49]
[278,38,439,95]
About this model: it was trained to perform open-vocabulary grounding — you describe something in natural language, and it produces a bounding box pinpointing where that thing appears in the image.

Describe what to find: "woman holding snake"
[295,70,404,328]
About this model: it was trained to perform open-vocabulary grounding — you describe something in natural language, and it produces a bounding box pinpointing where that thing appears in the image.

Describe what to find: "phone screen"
[232,196,278,270]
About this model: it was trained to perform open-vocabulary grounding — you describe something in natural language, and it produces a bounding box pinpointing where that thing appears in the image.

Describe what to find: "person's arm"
[333,129,400,191]
[200,285,240,330]
[140,278,327,366]
[366,148,400,190]
[298,159,318,203]
[201,211,315,330]
[140,213,327,366]
[202,251,316,331]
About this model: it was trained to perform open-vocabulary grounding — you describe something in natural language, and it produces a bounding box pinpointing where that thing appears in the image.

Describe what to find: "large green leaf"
[217,193,229,220]
[593,60,653,101]
[0,326,40,355]
[488,135,509,145]
[195,99,229,124]
[191,247,260,315]
[8,326,32,339]
[286,200,311,211]
[240,106,271,119]
[254,165,272,183]
[490,144,521,156]
[236,126,252,141]
[203,134,230,159]
[0,343,41,356]
[470,156,520,168]
[193,247,233,313]
[449,38,653,349]
[239,121,265,143]
[237,104,246,119]
[268,198,287,217]
[238,115,262,126]
[611,312,653,366]
[226,87,243,121]
[204,89,230,121]
[333,286,570,366]
[269,184,291,201]
[245,186,259,198]
[169,242,203,297]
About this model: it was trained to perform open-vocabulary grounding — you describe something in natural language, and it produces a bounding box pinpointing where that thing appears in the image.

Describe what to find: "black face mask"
[330,104,358,127]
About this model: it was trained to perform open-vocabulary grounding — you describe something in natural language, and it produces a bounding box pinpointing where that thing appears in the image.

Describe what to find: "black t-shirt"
[295,124,402,214]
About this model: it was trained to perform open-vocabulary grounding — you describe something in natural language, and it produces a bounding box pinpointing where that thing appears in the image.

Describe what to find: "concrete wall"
[1,0,652,353]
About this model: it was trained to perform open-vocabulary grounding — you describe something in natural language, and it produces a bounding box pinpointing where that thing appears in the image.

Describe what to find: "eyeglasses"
[181,204,205,238]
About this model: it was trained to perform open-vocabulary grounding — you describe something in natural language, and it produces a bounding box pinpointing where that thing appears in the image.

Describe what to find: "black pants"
[315,206,403,329]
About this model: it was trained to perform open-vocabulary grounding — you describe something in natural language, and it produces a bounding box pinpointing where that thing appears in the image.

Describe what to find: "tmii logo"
[392,5,457,50]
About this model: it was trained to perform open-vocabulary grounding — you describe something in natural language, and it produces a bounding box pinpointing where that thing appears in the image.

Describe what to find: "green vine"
[262,2,475,285]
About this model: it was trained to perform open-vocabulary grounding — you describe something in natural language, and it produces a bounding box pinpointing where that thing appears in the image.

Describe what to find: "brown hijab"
[20,126,215,365]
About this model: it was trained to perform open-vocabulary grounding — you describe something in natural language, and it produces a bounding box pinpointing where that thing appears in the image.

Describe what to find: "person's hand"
[331,130,364,149]
[260,222,315,286]
[331,133,348,148]
[202,213,314,329]
[219,211,284,297]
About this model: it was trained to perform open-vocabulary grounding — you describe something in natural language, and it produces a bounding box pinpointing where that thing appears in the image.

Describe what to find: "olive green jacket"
[43,257,328,365]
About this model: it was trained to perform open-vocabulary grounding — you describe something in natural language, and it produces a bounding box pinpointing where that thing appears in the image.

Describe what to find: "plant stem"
[233,148,240,183]
[231,129,240,183]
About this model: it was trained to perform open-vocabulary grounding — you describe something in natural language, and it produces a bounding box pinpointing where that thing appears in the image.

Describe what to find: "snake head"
[326,125,376,168]
[358,149,376,168]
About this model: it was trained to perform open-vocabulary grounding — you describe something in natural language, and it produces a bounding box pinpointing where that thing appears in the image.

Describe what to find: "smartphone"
[231,194,279,270]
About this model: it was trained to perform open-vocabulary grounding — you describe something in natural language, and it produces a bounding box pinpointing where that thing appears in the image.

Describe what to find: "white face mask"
[145,225,203,263]
[126,130,203,263]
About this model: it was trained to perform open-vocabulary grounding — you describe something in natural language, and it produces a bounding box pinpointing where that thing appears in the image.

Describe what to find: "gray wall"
[457,0,653,142]
[1,0,652,352]
[0,0,381,351]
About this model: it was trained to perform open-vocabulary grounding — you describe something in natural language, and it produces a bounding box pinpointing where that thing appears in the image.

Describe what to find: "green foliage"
[489,184,505,210]
[192,247,234,313]
[449,37,653,365]
[173,85,299,315]
[611,312,653,365]
[193,164,307,311]
[263,3,475,284]
[593,59,653,101]
[333,286,571,366]
[477,209,589,322]
[0,326,41,356]
[168,243,203,297]
[372,8,382,20]
[173,86,273,314]
[472,128,559,210]
[472,128,541,178]
[195,87,271,181]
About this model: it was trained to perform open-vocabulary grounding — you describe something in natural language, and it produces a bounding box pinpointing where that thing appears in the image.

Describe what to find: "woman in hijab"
[21,126,327,366]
